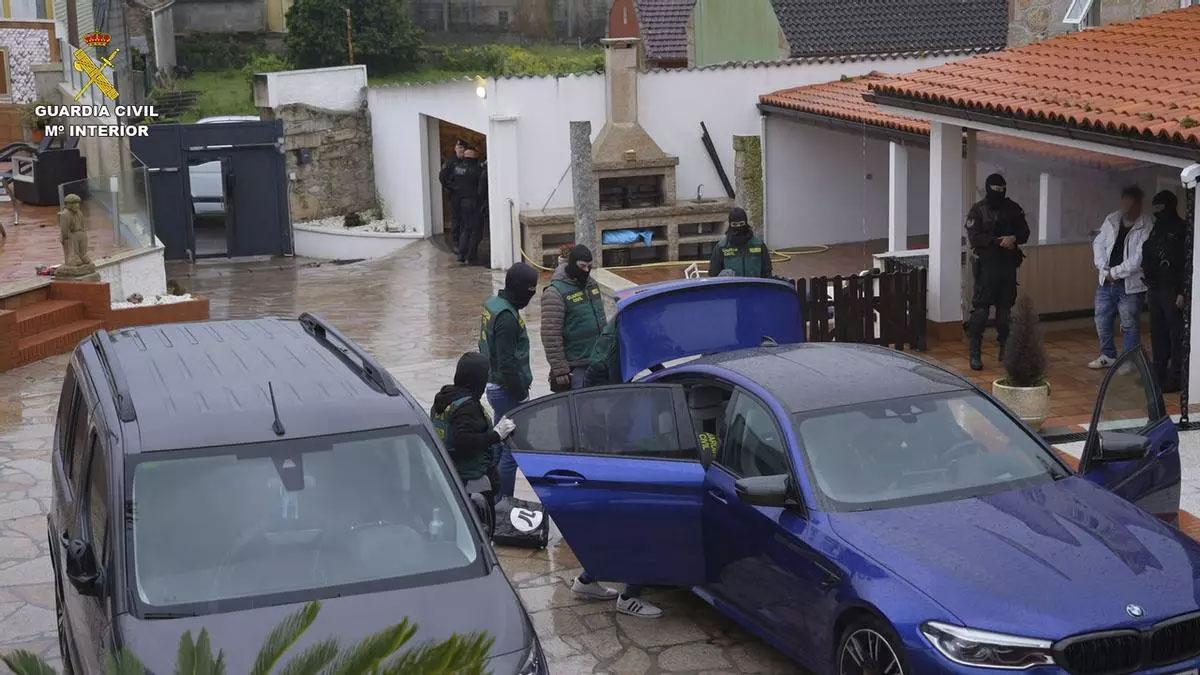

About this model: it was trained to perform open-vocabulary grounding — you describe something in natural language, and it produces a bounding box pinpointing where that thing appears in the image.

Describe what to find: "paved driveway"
[0,243,802,674]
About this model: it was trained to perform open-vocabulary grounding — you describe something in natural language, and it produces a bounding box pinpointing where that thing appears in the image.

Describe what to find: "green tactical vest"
[550,279,607,363]
[432,396,490,481]
[718,235,766,278]
[586,320,620,386]
[479,295,532,392]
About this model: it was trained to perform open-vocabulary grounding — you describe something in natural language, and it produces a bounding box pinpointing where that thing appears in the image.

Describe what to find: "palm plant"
[2,601,492,675]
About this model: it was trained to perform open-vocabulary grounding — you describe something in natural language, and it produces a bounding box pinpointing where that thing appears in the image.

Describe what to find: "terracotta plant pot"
[31,128,45,141]
[992,379,1050,431]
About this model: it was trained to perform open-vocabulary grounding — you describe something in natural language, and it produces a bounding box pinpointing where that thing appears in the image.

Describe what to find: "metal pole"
[1180,164,1199,426]
[345,7,354,64]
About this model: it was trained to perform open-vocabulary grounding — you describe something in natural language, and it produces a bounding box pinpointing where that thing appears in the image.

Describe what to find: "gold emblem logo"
[73,46,120,101]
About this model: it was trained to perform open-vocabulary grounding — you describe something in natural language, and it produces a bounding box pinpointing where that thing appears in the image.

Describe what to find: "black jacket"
[431,353,499,478]
[1143,213,1187,294]
[966,197,1030,267]
[439,157,484,203]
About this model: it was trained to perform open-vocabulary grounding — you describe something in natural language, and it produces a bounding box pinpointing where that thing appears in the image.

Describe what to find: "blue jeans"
[486,384,525,500]
[1095,280,1144,359]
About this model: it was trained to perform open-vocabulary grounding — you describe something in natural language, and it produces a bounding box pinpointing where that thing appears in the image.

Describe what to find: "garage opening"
[430,117,489,263]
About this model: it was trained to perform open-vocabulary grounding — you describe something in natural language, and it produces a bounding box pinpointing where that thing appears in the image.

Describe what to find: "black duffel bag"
[492,496,549,549]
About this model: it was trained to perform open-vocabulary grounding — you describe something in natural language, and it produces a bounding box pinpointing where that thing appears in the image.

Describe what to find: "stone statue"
[54,193,96,279]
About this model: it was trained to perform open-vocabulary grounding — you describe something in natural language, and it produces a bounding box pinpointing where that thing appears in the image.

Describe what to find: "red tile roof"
[760,73,1146,170]
[865,7,1200,152]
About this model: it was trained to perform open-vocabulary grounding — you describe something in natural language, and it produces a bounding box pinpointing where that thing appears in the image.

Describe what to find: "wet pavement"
[0,242,805,674]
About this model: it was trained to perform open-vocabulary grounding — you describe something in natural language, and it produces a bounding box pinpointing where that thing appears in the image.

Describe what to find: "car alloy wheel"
[839,627,904,675]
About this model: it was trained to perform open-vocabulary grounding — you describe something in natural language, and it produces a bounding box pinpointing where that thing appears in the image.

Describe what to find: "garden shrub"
[286,0,422,73]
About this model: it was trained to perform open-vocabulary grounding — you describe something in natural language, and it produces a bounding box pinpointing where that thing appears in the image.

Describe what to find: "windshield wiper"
[142,610,200,619]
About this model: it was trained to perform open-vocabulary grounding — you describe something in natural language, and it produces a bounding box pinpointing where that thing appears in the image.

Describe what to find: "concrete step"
[15,300,85,338]
[17,319,102,367]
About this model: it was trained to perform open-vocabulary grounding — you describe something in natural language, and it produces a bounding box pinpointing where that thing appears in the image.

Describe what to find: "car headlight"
[922,621,1056,670]
[517,636,546,675]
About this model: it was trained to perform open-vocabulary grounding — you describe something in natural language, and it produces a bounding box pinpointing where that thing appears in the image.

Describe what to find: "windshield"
[794,392,1068,511]
[127,427,482,615]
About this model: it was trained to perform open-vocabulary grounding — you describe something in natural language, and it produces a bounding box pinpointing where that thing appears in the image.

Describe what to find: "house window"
[498,9,509,28]
[1063,0,1100,28]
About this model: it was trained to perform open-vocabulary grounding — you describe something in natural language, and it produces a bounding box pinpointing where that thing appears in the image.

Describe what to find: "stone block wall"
[1008,0,1181,47]
[263,102,376,222]
[733,134,763,231]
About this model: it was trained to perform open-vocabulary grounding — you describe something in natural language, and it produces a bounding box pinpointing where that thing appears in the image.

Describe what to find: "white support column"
[929,122,965,324]
[963,129,977,211]
[487,114,521,270]
[888,141,909,252]
[1037,172,1063,244]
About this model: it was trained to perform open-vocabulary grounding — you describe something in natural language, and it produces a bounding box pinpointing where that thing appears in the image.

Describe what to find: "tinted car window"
[69,392,90,490]
[508,397,573,453]
[795,392,1068,511]
[56,368,79,479]
[575,388,687,459]
[721,394,788,478]
[85,435,108,555]
[1096,357,1156,431]
[128,428,482,614]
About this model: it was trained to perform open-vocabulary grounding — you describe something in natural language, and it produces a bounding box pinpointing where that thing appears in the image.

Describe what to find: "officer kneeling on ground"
[709,207,772,278]
[431,352,516,508]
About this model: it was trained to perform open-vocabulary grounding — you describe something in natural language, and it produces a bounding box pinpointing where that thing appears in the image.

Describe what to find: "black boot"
[998,341,1007,363]
[970,351,983,371]
[969,335,984,371]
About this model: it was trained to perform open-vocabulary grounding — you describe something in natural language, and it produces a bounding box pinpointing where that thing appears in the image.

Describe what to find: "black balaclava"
[728,207,751,245]
[502,262,539,310]
[454,351,489,399]
[984,174,1007,207]
[567,245,593,284]
[1152,190,1180,225]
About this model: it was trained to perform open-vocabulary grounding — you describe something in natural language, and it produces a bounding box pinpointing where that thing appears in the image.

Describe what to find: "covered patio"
[858,7,1200,408]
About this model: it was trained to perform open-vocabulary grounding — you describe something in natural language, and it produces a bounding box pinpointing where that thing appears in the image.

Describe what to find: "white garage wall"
[257,66,369,111]
[362,53,963,266]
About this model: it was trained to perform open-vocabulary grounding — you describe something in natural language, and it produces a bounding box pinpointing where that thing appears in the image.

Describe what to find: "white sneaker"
[1088,355,1115,369]
[571,577,619,600]
[616,594,662,618]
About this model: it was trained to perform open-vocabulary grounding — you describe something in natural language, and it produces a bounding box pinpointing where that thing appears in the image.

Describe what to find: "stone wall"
[732,134,763,231]
[1008,0,1180,47]
[263,102,376,222]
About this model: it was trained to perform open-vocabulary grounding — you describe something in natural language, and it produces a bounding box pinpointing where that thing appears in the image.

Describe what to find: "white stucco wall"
[255,65,368,112]
[97,245,167,303]
[362,53,962,267]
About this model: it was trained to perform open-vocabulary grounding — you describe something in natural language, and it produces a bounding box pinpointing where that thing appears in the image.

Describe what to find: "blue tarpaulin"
[602,229,654,246]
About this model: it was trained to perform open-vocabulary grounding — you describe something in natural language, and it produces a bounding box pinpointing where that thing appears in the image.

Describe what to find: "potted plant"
[19,100,54,141]
[992,294,1050,430]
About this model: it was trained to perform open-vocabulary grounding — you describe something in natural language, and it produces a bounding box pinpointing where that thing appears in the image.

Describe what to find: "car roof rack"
[297,312,401,396]
[91,330,137,422]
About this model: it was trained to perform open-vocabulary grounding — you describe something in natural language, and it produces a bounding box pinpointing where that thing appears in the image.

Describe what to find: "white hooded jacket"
[1092,211,1153,294]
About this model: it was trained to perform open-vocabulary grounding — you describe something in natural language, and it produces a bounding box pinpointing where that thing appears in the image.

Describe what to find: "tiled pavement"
[0,204,126,291]
[0,241,1197,674]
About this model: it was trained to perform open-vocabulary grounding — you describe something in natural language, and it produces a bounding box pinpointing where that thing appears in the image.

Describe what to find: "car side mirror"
[735,474,793,508]
[63,537,101,596]
[1096,431,1150,463]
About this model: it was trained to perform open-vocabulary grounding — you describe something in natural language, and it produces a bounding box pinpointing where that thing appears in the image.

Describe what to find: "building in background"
[1007,0,1187,46]
[412,0,612,40]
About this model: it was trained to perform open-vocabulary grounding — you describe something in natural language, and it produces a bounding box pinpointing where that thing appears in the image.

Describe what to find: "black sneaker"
[970,354,983,371]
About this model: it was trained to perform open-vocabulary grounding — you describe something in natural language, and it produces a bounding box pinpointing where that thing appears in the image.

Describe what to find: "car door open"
[505,384,707,587]
[1078,346,1181,524]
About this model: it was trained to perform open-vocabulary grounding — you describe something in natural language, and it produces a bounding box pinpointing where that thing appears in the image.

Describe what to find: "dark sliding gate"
[132,120,292,260]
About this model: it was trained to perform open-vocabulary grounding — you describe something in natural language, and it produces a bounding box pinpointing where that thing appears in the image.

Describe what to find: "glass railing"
[58,163,154,251]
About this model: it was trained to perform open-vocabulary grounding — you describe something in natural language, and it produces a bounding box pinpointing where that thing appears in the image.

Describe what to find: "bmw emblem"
[1126,604,1145,618]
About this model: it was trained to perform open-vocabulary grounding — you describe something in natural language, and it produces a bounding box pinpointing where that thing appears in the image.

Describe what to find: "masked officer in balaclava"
[542,245,607,393]
[709,207,772,278]
[965,173,1030,371]
[1142,190,1188,391]
[480,262,539,500]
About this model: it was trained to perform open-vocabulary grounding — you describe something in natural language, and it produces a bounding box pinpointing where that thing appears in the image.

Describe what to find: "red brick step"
[15,300,85,339]
[16,319,102,367]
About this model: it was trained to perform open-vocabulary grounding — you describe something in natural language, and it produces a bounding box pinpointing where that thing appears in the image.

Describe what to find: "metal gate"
[132,120,292,260]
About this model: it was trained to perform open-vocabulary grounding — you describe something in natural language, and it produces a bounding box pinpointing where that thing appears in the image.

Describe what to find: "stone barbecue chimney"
[592,37,679,210]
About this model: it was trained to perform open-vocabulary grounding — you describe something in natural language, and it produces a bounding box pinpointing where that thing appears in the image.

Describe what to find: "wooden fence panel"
[793,268,926,351]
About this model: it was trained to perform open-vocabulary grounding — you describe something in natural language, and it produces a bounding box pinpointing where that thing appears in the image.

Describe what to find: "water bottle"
[430,508,444,538]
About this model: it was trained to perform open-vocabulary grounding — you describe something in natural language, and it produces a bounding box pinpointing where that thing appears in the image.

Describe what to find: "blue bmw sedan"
[504,277,1198,674]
